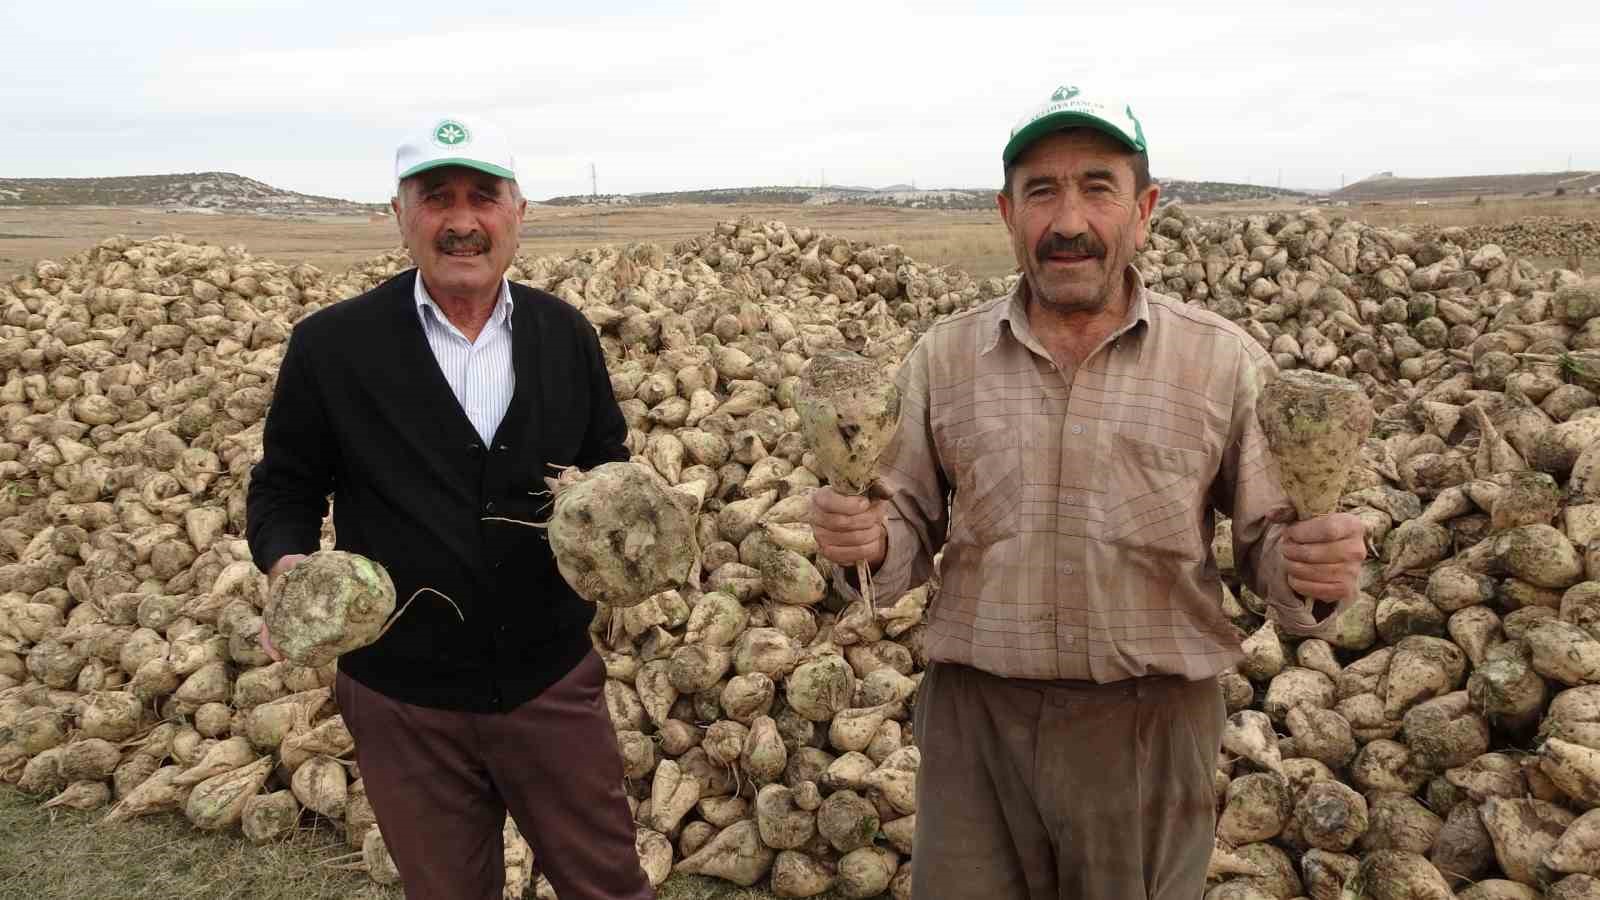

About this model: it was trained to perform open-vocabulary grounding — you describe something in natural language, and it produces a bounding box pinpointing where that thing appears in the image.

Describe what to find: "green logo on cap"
[433,120,469,146]
[1125,105,1146,149]
[1051,85,1080,102]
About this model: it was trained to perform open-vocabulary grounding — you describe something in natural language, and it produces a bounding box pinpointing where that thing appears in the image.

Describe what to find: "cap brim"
[1003,111,1143,166]
[397,158,517,182]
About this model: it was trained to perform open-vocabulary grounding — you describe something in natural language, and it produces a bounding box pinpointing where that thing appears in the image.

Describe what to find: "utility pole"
[589,162,599,241]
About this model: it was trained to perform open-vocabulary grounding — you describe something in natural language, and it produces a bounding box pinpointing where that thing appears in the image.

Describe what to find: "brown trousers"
[336,651,653,900]
[910,662,1224,900]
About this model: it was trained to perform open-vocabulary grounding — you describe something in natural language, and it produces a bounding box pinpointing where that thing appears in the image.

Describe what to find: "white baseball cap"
[1003,85,1147,166]
[394,115,518,186]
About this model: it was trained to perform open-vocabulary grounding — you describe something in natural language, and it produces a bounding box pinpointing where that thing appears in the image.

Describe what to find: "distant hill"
[1333,170,1600,202]
[540,179,1309,210]
[1156,181,1310,205]
[0,172,384,216]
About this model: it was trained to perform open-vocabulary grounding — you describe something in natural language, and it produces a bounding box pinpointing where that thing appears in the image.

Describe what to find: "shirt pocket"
[950,425,1023,547]
[1100,432,1209,559]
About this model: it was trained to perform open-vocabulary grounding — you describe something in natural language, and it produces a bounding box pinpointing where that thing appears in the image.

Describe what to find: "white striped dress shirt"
[413,275,517,444]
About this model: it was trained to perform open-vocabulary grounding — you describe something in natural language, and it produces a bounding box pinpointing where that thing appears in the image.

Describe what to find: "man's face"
[996,129,1159,317]
[392,166,526,301]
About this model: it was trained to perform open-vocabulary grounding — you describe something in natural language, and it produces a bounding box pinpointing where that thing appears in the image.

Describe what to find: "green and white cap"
[1002,85,1147,166]
[394,115,518,185]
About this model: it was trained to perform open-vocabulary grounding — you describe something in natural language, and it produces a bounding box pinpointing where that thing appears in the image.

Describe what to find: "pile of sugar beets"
[2,207,1600,900]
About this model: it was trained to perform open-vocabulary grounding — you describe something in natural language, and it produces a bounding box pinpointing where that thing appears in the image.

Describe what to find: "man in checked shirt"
[811,86,1368,899]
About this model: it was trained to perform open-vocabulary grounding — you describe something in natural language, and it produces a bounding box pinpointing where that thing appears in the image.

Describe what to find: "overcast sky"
[3,0,1596,203]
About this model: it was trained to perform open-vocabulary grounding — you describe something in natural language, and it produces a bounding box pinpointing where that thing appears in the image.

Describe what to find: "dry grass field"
[0,785,393,900]
[0,202,1018,284]
[0,786,854,900]
[1341,194,1599,230]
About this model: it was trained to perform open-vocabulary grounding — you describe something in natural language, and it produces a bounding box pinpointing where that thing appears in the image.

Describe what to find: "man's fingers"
[817,534,885,566]
[1279,510,1363,606]
[818,526,883,549]
[258,620,284,663]
[1287,574,1355,602]
[1281,538,1366,564]
[812,514,883,538]
[1283,558,1357,582]
[268,552,308,585]
[809,497,885,536]
[810,487,889,569]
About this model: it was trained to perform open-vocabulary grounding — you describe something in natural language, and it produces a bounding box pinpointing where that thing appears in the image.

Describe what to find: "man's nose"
[442,211,478,235]
[1047,193,1088,239]
[438,197,479,231]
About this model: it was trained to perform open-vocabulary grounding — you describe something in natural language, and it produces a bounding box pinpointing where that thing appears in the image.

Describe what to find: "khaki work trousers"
[910,662,1225,900]
[336,651,654,900]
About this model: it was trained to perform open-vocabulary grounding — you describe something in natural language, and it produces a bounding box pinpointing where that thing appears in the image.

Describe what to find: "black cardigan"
[245,269,628,712]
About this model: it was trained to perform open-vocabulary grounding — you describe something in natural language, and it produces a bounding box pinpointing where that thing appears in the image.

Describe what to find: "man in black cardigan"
[247,115,653,900]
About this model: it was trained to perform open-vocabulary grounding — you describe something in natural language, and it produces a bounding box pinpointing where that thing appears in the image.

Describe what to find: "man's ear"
[390,195,405,247]
[1133,182,1160,250]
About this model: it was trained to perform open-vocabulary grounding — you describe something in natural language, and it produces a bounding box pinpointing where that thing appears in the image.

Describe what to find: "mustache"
[437,231,490,254]
[1035,232,1104,263]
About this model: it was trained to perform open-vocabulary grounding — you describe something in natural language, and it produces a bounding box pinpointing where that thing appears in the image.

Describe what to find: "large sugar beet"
[184,756,273,831]
[544,461,700,608]
[795,349,901,606]
[1257,369,1375,519]
[1339,850,1453,900]
[794,350,901,498]
[673,820,775,887]
[1480,796,1578,885]
[263,551,395,667]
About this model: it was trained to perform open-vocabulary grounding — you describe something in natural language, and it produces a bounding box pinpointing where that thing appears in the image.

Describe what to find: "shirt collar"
[414,272,515,333]
[981,264,1151,358]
